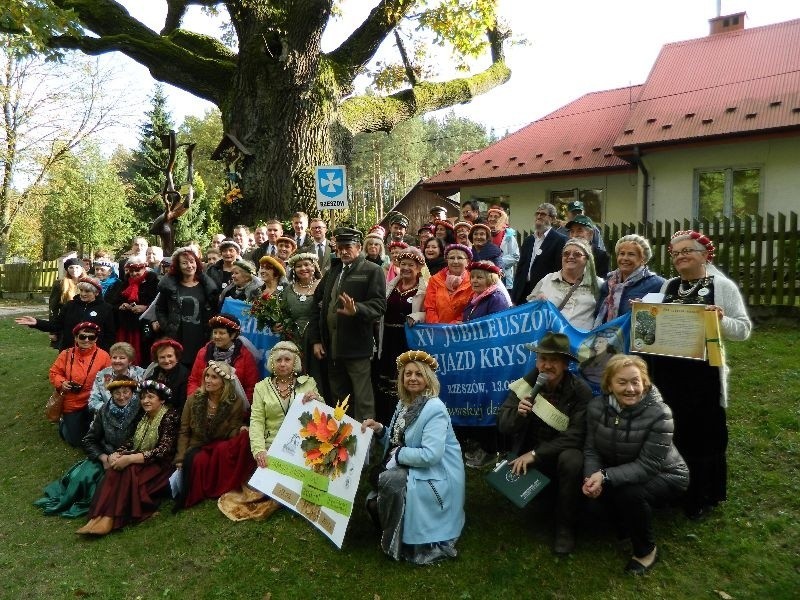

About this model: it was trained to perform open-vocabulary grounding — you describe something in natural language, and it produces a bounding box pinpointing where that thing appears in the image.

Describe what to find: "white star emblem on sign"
[321,171,342,193]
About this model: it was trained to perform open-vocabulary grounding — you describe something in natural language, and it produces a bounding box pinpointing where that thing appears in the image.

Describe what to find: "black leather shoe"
[625,547,659,575]
[553,526,576,556]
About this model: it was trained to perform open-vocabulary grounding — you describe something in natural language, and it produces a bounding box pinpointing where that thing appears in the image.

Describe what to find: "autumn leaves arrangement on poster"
[249,396,372,548]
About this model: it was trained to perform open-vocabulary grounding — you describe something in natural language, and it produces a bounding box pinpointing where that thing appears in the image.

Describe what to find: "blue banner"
[221,298,282,379]
[405,300,630,426]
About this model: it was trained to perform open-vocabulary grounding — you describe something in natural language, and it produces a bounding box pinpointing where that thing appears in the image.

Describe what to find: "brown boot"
[76,517,100,535]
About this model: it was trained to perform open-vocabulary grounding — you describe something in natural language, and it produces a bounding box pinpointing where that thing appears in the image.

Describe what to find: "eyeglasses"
[669,248,705,258]
[77,333,97,341]
[562,251,586,258]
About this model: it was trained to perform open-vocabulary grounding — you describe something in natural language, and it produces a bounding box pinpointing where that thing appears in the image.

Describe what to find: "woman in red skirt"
[173,361,254,509]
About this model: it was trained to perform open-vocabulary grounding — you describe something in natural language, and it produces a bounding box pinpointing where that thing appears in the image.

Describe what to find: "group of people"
[24,202,750,572]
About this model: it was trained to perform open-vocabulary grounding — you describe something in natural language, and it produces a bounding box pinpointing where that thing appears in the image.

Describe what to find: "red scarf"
[121,272,147,303]
[491,227,506,247]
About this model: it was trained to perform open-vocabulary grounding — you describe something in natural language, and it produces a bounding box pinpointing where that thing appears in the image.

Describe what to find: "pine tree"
[124,85,185,227]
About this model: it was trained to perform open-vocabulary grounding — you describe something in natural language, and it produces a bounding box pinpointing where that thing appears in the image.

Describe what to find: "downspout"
[633,146,649,223]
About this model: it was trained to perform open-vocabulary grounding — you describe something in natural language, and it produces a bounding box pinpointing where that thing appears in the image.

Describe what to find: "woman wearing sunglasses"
[45,322,112,447]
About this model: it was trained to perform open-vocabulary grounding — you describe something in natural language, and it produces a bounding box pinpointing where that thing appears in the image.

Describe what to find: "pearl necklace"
[294,279,316,302]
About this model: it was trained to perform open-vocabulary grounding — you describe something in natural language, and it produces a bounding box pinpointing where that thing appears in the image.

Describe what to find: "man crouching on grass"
[496,332,592,555]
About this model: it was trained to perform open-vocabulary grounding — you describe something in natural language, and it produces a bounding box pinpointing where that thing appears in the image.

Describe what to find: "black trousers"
[601,478,683,558]
[534,448,584,529]
[59,408,90,447]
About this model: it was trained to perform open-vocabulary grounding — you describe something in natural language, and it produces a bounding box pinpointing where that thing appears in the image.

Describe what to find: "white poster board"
[248,398,372,548]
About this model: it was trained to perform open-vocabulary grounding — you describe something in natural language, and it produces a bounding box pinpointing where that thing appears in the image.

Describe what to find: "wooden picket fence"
[524,211,799,307]
[0,260,59,297]
[2,212,798,306]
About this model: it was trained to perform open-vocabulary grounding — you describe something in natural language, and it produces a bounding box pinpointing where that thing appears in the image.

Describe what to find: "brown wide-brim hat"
[524,332,579,362]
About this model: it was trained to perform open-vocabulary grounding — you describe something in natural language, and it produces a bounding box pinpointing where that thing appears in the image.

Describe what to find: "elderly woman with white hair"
[594,234,665,326]
[529,237,602,330]
[362,350,465,564]
[645,230,751,520]
[217,341,322,521]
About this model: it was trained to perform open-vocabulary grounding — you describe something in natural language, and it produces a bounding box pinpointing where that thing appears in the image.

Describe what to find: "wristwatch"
[529,450,536,462]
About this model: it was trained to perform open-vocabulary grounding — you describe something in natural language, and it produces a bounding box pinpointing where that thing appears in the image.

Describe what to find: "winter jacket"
[583,386,689,491]
[34,296,116,351]
[497,369,592,462]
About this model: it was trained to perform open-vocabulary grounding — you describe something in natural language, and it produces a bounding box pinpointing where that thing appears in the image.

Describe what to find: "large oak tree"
[5,0,510,226]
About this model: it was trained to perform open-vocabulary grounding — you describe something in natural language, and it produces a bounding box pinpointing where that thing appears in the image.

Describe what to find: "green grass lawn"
[0,315,798,600]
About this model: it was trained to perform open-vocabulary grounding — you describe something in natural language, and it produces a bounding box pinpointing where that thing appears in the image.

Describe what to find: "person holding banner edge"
[497,331,592,555]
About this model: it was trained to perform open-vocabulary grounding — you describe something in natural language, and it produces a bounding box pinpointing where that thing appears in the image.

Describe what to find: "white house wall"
[642,136,800,222]
[459,171,639,231]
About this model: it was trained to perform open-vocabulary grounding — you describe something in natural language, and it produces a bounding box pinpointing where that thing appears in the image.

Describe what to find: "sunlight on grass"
[0,316,798,599]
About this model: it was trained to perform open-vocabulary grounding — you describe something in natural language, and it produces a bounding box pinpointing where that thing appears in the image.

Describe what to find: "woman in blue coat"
[362,350,465,564]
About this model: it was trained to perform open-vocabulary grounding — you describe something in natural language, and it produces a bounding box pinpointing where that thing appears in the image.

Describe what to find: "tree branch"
[339,26,510,134]
[47,0,235,103]
[394,30,417,86]
[162,0,220,34]
[327,0,416,89]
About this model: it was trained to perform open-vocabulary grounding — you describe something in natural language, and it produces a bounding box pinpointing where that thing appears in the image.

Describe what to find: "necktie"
[317,243,324,261]
[296,236,301,247]
[269,245,276,257]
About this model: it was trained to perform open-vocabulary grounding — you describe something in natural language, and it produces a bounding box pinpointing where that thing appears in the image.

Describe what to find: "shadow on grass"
[0,319,798,599]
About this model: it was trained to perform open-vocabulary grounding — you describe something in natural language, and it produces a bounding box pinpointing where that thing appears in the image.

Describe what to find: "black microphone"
[526,372,551,407]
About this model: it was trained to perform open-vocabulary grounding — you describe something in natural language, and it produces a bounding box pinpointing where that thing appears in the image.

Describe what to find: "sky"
[104,0,800,146]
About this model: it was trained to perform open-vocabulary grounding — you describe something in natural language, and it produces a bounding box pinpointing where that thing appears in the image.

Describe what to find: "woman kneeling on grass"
[77,380,179,535]
[35,376,142,518]
[173,361,255,510]
[362,350,465,564]
[217,341,322,521]
[582,355,689,574]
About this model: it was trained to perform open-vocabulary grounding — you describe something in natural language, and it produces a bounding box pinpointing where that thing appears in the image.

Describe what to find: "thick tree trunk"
[219,4,344,229]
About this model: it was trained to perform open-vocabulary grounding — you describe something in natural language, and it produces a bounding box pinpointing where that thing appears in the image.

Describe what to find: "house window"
[550,189,603,224]
[695,167,760,219]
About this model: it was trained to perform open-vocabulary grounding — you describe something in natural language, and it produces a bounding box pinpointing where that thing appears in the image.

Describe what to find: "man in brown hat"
[496,331,592,556]
[309,227,386,421]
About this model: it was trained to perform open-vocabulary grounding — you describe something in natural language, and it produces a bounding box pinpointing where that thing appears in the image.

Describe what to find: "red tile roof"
[425,85,640,189]
[615,18,800,150]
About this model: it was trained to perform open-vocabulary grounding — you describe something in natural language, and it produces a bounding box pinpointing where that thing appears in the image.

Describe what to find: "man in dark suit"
[308,217,333,274]
[291,211,316,253]
[309,227,386,421]
[511,203,566,305]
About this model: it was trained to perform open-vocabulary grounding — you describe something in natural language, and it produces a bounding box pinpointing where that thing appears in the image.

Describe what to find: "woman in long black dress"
[375,248,426,425]
[645,231,751,519]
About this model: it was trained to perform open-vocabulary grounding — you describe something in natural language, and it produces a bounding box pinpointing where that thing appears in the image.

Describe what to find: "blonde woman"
[362,350,465,564]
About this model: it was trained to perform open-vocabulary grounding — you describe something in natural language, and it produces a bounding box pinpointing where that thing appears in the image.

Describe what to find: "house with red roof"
[424,13,800,230]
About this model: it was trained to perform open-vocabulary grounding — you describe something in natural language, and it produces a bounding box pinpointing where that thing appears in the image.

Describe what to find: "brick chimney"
[709,12,746,35]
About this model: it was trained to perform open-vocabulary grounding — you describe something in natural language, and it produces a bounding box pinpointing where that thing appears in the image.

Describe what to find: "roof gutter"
[633,147,650,223]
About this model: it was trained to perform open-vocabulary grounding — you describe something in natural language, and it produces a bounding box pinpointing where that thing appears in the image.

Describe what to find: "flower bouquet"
[223,186,243,205]
[299,397,356,480]
[247,290,298,340]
